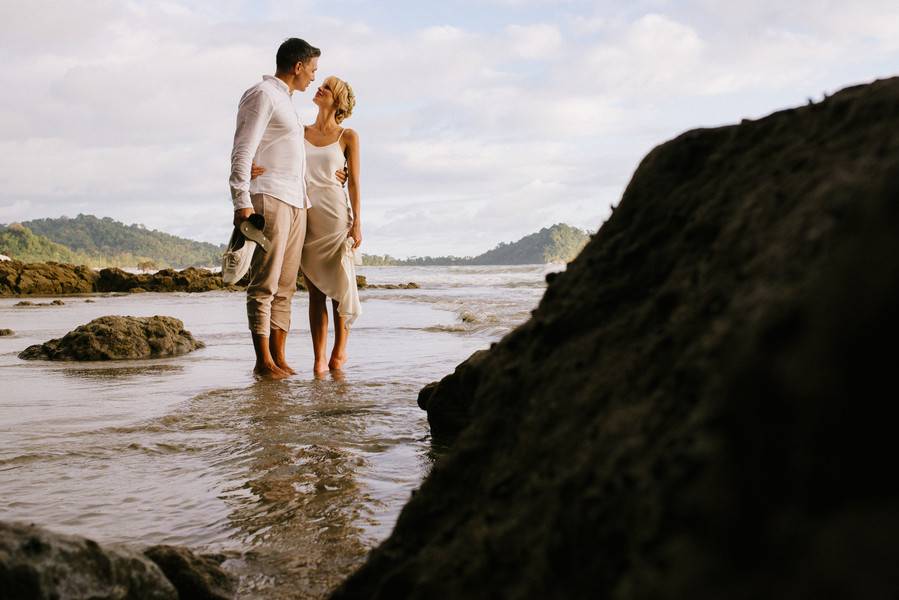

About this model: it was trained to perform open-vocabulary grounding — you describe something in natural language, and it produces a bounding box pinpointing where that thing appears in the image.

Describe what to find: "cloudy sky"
[1,1,897,257]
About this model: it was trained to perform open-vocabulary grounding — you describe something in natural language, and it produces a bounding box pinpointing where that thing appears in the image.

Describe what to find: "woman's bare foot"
[254,361,289,379]
[274,361,297,375]
[328,352,347,371]
[313,359,329,374]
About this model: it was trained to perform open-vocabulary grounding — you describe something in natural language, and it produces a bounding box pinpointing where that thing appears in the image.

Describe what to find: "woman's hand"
[335,167,348,186]
[348,221,362,249]
[250,162,266,180]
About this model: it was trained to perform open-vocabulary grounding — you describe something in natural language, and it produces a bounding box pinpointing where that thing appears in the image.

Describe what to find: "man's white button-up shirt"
[229,75,310,211]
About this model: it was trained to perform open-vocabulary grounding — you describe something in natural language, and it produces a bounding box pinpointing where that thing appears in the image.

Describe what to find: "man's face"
[294,57,319,92]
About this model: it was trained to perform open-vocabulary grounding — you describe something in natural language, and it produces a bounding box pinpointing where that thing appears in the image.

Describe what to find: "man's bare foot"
[254,362,289,379]
[313,359,329,374]
[328,353,347,371]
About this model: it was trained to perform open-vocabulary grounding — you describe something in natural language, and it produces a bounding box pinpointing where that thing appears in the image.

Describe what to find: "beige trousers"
[246,194,306,335]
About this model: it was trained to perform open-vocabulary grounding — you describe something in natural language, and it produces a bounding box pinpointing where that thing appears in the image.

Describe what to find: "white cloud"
[569,15,608,35]
[504,24,562,59]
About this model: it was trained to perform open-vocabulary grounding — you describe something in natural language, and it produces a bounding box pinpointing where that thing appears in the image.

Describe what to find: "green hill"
[471,223,591,265]
[0,223,95,264]
[363,223,591,266]
[15,214,222,268]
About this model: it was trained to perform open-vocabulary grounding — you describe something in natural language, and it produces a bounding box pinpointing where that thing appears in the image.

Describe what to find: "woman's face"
[313,82,336,109]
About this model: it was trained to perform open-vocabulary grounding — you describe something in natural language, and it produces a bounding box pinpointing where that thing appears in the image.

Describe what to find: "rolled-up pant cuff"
[245,193,306,337]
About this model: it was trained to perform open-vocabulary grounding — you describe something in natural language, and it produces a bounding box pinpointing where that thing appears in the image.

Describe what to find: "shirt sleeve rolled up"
[229,88,274,211]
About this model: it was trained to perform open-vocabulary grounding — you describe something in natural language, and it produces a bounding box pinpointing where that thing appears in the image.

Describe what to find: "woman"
[252,75,362,374]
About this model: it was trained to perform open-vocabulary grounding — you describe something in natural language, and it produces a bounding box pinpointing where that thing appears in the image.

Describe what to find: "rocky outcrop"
[0,328,13,336]
[0,260,97,295]
[416,349,490,438]
[19,316,205,361]
[95,266,228,293]
[1,262,375,295]
[331,78,899,599]
[0,522,235,600]
[0,521,177,599]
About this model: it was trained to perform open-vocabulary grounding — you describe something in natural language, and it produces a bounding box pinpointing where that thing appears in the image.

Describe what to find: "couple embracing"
[227,38,362,379]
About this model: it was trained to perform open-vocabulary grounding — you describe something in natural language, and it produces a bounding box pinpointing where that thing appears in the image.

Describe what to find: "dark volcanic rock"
[0,328,13,336]
[367,281,419,289]
[0,260,97,295]
[144,545,236,600]
[1,262,377,296]
[96,266,226,293]
[19,315,205,361]
[416,349,490,437]
[331,78,899,599]
[0,521,177,599]
[14,299,65,307]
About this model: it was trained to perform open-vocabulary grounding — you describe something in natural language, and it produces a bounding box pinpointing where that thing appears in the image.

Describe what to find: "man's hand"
[234,208,254,227]
[335,167,348,186]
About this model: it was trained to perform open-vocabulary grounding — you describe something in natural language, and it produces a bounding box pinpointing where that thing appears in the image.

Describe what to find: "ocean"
[0,265,554,598]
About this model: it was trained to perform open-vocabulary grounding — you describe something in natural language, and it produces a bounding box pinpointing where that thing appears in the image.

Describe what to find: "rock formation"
[0,260,97,295]
[331,78,899,598]
[94,266,229,293]
[0,521,177,599]
[19,316,205,361]
[0,261,372,295]
[0,521,235,599]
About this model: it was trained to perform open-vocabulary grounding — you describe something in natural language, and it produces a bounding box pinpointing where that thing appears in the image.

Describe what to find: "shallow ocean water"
[0,265,552,598]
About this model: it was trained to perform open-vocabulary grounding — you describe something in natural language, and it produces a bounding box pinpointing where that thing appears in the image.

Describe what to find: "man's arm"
[229,88,273,218]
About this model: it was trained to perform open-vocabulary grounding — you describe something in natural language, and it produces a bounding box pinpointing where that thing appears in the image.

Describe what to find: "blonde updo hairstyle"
[325,75,355,124]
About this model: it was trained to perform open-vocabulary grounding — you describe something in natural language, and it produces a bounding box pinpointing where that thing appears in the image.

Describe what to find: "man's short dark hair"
[276,38,321,73]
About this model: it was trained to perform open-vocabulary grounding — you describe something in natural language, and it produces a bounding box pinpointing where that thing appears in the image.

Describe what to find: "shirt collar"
[263,75,292,96]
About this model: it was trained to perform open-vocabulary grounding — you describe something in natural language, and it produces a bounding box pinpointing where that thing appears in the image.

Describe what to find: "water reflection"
[60,362,185,381]
[223,376,373,599]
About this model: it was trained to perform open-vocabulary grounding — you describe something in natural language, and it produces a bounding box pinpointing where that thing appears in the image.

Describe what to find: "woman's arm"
[344,129,362,249]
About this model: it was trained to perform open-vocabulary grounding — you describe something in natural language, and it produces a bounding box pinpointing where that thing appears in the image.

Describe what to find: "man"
[229,38,319,378]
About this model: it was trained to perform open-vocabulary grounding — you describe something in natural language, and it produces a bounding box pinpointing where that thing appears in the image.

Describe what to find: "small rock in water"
[18,315,205,361]
[13,299,65,307]
[144,545,236,600]
[85,299,96,303]
[0,328,13,336]
[366,281,420,289]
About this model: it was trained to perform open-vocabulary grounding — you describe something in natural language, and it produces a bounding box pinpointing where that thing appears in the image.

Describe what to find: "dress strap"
[336,128,345,144]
